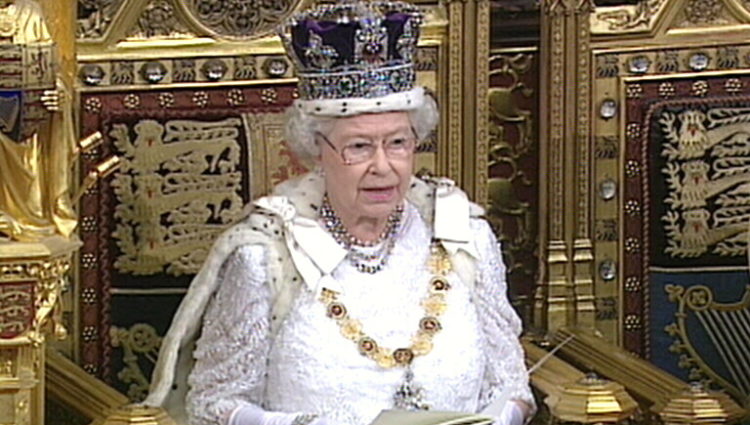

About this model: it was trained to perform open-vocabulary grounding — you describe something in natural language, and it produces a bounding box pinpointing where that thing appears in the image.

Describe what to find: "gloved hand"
[492,401,525,425]
[229,405,331,425]
[308,416,335,425]
[481,397,527,425]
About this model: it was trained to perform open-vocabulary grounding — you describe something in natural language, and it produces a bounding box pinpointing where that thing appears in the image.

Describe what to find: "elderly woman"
[144,2,534,425]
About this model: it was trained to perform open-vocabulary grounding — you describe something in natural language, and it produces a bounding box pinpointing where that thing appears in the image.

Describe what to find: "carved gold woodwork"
[551,328,748,422]
[487,48,540,324]
[473,0,491,206]
[523,339,587,425]
[547,374,639,424]
[440,0,492,202]
[0,2,82,425]
[0,237,79,425]
[92,405,177,425]
[552,328,689,413]
[46,348,129,423]
[657,383,746,425]
[537,0,596,333]
[586,0,750,363]
[523,339,586,399]
[0,0,78,243]
[534,0,750,385]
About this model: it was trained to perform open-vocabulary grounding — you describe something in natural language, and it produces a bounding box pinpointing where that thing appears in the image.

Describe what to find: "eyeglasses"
[316,131,417,165]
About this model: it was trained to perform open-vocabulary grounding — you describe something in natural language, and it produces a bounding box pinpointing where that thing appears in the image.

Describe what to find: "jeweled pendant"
[394,367,429,411]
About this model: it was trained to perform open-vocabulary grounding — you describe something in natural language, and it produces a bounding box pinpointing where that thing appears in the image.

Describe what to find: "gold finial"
[547,373,639,423]
[93,405,178,425]
[658,382,745,425]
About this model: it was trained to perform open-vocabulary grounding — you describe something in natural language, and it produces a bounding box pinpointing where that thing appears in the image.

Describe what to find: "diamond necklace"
[320,194,404,274]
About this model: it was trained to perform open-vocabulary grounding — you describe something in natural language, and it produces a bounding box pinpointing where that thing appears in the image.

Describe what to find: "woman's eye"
[348,142,372,150]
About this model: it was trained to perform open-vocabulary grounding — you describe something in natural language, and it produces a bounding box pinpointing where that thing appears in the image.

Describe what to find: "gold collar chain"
[319,241,453,369]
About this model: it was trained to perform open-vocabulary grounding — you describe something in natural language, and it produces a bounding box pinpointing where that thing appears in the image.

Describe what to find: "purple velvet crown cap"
[278,1,423,102]
[289,10,416,71]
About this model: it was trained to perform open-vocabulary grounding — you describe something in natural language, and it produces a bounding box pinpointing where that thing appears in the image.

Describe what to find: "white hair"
[283,94,439,166]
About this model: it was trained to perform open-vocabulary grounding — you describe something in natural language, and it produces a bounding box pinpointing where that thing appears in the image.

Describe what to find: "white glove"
[309,417,335,425]
[481,397,526,425]
[229,405,329,425]
[493,402,525,425]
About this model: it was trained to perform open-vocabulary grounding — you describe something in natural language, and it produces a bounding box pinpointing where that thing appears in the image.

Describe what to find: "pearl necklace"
[320,195,404,274]
[319,241,453,410]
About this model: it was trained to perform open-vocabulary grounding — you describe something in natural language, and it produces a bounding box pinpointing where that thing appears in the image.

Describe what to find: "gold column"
[445,0,465,184]
[472,0,491,206]
[37,0,80,360]
[536,0,595,332]
[443,0,491,205]
[459,0,491,204]
[537,0,575,331]
[0,3,79,425]
[571,0,595,329]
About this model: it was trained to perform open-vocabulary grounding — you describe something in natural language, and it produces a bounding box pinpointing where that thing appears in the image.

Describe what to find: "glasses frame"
[316,127,419,166]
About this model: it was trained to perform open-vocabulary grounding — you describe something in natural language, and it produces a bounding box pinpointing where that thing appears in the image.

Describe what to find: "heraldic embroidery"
[111,118,245,276]
[659,107,750,259]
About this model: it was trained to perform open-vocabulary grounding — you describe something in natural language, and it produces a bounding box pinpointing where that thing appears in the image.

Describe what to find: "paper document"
[370,410,494,425]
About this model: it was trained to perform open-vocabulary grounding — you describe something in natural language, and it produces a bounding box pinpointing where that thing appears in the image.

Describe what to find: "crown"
[279,1,423,104]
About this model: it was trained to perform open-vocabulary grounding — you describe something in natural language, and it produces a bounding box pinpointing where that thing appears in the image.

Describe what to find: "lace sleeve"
[186,244,272,425]
[472,219,535,411]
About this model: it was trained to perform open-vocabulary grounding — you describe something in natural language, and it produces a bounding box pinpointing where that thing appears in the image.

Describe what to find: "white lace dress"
[185,203,533,425]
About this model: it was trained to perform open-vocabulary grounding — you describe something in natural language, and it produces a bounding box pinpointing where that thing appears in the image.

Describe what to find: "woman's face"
[318,111,415,223]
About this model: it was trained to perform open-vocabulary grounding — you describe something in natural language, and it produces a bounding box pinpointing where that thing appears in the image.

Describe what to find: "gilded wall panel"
[590,32,750,399]
[0,281,35,339]
[593,60,622,344]
[592,39,750,354]
[622,75,750,388]
[126,0,195,39]
[77,84,299,388]
[176,0,298,40]
[487,49,540,324]
[586,5,750,411]
[77,0,127,39]
[73,1,313,391]
[77,0,310,42]
[591,0,668,34]
[110,117,246,276]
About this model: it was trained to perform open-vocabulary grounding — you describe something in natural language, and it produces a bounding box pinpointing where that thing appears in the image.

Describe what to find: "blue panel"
[0,90,23,142]
[650,270,749,390]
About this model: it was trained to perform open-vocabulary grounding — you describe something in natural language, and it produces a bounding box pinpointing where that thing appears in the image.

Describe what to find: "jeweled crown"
[279,1,423,102]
